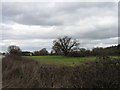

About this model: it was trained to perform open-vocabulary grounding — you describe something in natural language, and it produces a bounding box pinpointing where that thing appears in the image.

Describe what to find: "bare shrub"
[2,55,120,88]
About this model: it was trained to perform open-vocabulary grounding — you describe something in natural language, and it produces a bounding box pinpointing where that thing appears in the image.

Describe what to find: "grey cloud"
[2,2,63,25]
[2,24,117,41]
[2,2,117,26]
[14,14,62,26]
[77,26,118,39]
[55,2,116,12]
[78,37,118,49]
[1,2,118,52]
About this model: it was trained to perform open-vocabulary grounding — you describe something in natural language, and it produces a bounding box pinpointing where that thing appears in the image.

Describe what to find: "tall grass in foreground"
[2,55,120,88]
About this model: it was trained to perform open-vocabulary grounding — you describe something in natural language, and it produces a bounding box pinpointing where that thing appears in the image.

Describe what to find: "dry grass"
[2,55,120,88]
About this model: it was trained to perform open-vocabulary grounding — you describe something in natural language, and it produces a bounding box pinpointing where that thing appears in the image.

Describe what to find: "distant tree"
[92,48,100,56]
[52,44,63,55]
[50,50,54,55]
[52,36,80,56]
[85,50,91,56]
[39,48,49,55]
[8,45,22,55]
[34,51,40,56]
[34,48,49,56]
[79,48,86,57]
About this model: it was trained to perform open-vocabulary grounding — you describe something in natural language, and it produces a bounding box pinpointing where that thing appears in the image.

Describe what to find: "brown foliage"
[2,55,120,88]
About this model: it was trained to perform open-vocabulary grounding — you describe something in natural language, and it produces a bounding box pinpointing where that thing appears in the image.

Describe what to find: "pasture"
[23,56,119,66]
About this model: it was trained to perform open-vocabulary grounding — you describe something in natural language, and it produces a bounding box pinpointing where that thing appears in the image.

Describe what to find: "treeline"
[66,45,120,57]
[2,44,120,57]
[2,36,120,57]
[25,44,120,57]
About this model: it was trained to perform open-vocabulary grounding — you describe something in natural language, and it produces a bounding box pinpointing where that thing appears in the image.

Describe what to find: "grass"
[110,56,120,59]
[23,56,120,66]
[23,56,97,66]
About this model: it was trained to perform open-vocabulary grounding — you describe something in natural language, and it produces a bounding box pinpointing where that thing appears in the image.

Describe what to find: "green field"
[23,56,95,66]
[23,56,120,66]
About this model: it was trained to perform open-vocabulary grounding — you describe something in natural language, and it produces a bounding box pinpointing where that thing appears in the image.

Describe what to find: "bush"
[2,55,120,88]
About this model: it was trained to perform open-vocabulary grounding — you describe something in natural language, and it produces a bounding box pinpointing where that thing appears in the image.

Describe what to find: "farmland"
[23,56,120,66]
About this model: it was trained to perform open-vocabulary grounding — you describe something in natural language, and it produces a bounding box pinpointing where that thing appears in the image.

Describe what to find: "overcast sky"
[0,1,118,52]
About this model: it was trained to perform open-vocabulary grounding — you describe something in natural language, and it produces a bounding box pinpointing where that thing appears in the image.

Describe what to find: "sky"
[0,1,119,52]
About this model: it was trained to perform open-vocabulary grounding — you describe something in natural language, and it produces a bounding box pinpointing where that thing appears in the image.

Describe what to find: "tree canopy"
[52,36,80,56]
[8,45,22,55]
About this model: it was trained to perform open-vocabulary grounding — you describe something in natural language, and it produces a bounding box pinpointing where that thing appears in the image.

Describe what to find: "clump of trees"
[52,45,120,57]
[34,48,48,56]
[7,45,49,56]
[8,45,22,56]
[51,36,120,57]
